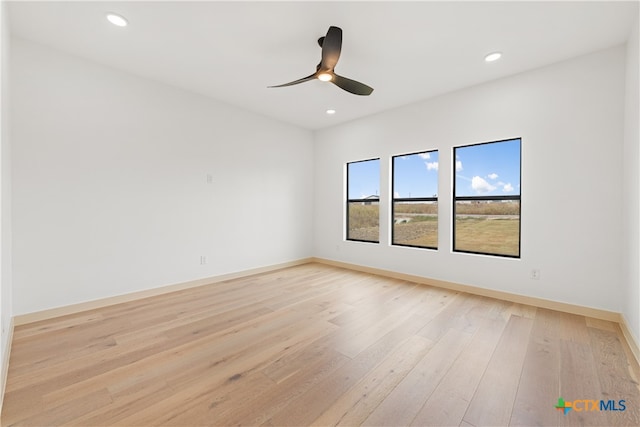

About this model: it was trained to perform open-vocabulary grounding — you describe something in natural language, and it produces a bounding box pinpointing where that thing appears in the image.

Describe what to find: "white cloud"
[418,152,431,160]
[394,191,400,198]
[503,183,514,192]
[471,176,496,194]
[487,173,499,180]
[426,161,438,171]
[456,160,463,171]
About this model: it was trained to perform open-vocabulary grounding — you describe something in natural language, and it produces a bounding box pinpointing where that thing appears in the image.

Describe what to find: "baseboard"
[13,258,313,326]
[311,257,621,323]
[0,316,14,416]
[619,313,640,367]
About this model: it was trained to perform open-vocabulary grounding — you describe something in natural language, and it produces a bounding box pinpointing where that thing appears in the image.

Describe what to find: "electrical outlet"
[200,256,208,265]
[206,174,213,184]
[531,269,540,280]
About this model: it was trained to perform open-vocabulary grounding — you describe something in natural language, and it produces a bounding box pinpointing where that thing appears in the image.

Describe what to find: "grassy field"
[455,200,519,215]
[454,201,520,256]
[455,217,520,257]
[393,216,438,247]
[394,202,438,214]
[348,201,520,256]
[393,202,438,247]
[347,204,379,241]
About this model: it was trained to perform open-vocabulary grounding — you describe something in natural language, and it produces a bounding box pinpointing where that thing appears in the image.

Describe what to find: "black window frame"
[346,158,380,244]
[391,150,439,250]
[452,138,522,258]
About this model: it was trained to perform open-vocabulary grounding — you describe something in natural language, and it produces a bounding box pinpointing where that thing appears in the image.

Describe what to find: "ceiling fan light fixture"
[326,109,336,115]
[106,13,128,27]
[484,52,502,62]
[268,26,373,96]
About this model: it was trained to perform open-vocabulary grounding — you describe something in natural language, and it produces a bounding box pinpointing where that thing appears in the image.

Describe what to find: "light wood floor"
[2,263,639,426]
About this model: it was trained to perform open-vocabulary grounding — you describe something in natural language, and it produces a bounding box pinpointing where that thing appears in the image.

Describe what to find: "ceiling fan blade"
[332,73,374,96]
[320,26,342,70]
[268,73,317,88]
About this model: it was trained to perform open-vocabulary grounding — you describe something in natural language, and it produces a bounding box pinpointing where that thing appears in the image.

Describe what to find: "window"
[392,150,439,249]
[346,158,380,243]
[453,138,521,258]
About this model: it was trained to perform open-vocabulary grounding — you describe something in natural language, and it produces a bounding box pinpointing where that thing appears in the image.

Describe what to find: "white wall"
[0,0,13,406]
[623,16,640,341]
[10,38,314,315]
[314,46,626,313]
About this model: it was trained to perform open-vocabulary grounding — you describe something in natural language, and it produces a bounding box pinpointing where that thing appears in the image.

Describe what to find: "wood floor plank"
[264,312,436,427]
[66,378,176,426]
[588,326,640,426]
[6,388,113,427]
[462,315,534,427]
[417,292,483,342]
[333,287,437,358]
[310,334,433,427]
[259,328,347,385]
[326,280,419,330]
[509,308,563,427]
[12,311,106,340]
[2,263,639,427]
[117,370,275,427]
[6,302,274,395]
[410,317,508,426]
[362,328,474,427]
[586,317,618,332]
[558,340,610,426]
[212,348,350,426]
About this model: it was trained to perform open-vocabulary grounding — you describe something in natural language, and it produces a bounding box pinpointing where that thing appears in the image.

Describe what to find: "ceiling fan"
[269,26,374,96]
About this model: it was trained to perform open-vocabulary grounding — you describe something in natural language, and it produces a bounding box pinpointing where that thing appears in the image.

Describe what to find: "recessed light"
[318,73,333,82]
[106,13,128,27]
[326,109,336,115]
[484,52,502,62]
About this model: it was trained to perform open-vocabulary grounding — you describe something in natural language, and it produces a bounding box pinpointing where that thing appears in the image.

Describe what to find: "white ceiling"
[7,1,639,130]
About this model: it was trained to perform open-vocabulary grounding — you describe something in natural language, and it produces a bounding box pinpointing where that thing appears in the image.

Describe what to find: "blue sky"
[348,159,380,199]
[393,151,439,198]
[454,139,521,197]
[348,139,520,199]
